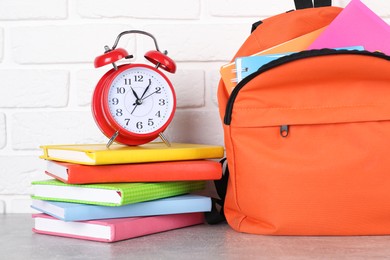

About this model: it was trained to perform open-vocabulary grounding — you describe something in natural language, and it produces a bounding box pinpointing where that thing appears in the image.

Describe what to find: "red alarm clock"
[92,30,177,147]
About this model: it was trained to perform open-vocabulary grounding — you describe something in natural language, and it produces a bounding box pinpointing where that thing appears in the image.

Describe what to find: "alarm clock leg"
[159,132,171,147]
[106,131,119,148]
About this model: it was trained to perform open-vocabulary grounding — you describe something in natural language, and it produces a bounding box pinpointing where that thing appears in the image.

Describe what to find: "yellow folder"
[40,142,225,165]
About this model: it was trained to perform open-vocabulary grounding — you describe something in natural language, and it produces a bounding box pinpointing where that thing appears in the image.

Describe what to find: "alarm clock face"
[103,64,175,137]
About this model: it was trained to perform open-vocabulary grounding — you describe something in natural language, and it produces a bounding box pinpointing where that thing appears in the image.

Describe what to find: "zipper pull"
[280,125,289,138]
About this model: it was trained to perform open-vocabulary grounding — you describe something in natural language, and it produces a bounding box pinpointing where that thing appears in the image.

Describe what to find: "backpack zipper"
[224,49,390,126]
[280,125,289,138]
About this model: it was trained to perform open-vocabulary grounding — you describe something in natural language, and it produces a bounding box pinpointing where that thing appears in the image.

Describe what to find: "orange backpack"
[217,0,390,235]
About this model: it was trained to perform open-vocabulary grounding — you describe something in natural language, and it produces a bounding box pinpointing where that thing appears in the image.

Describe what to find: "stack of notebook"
[31,142,224,242]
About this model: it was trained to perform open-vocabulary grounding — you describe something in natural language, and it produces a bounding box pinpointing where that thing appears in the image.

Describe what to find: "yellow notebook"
[220,26,327,94]
[40,142,225,165]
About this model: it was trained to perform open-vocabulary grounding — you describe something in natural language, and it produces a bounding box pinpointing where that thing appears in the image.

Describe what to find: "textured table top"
[3,214,390,259]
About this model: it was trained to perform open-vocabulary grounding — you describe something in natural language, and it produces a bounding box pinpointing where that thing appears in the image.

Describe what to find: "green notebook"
[31,179,205,206]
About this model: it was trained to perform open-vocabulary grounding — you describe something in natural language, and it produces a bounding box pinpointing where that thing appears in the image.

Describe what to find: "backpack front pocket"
[223,49,390,235]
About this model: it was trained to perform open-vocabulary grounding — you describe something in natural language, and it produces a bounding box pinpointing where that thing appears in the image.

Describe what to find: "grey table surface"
[3,214,390,260]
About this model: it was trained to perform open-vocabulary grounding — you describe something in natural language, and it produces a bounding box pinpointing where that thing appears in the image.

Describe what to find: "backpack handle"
[294,0,331,9]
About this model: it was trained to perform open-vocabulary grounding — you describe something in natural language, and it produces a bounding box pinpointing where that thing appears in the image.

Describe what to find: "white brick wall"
[0,70,69,107]
[76,0,201,19]
[0,0,387,213]
[0,113,5,149]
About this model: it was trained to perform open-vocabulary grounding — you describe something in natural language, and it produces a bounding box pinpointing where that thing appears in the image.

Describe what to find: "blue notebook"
[235,53,292,83]
[235,46,364,83]
[31,194,211,222]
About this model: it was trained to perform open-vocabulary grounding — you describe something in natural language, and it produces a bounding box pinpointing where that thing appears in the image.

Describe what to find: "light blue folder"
[31,194,211,222]
[235,46,364,83]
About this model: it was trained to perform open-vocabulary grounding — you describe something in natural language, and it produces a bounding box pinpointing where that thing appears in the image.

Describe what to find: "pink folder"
[32,212,204,242]
[309,0,390,55]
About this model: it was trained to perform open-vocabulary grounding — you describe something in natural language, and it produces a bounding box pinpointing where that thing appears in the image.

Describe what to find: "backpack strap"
[294,0,313,9]
[294,0,331,9]
[251,20,263,33]
[205,158,229,224]
[314,0,331,7]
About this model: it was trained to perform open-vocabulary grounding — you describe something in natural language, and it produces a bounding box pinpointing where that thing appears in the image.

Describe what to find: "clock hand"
[140,79,152,99]
[130,87,142,113]
[131,103,139,114]
[130,87,140,100]
[141,90,159,100]
[131,88,158,115]
[131,80,152,112]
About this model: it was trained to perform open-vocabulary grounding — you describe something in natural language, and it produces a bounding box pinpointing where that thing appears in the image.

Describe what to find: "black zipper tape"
[224,49,390,125]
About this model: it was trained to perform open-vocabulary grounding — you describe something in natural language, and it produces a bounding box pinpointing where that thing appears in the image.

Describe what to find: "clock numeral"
[148,119,154,126]
[124,79,131,85]
[116,87,125,94]
[159,99,166,106]
[134,75,143,82]
[155,111,161,118]
[111,98,119,105]
[125,118,130,126]
[155,87,161,93]
[136,121,143,129]
[116,109,123,116]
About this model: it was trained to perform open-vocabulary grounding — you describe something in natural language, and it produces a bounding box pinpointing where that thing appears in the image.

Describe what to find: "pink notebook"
[309,0,390,55]
[32,212,204,242]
